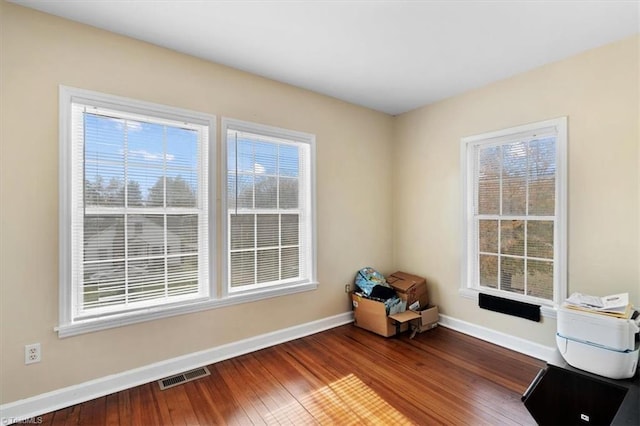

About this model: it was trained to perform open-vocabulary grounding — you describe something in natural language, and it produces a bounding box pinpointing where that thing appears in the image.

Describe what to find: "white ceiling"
[11,0,640,115]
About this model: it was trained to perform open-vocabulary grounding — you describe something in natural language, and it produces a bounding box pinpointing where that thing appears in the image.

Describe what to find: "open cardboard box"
[386,271,429,311]
[414,305,439,332]
[351,292,409,337]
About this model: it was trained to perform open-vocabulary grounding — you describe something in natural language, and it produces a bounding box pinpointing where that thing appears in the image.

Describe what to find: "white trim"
[554,117,568,308]
[462,121,560,144]
[59,86,74,328]
[220,117,317,296]
[1,311,352,423]
[222,117,316,145]
[459,117,568,308]
[438,313,556,361]
[59,86,214,127]
[58,85,217,337]
[56,280,318,338]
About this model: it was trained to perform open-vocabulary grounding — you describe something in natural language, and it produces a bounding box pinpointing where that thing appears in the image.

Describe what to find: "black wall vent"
[479,293,541,322]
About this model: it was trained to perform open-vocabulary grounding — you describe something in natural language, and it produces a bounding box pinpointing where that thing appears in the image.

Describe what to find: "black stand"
[522,362,639,425]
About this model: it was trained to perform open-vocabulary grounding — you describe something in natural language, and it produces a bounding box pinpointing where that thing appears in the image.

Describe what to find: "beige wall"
[393,34,640,347]
[1,0,639,407]
[0,2,394,403]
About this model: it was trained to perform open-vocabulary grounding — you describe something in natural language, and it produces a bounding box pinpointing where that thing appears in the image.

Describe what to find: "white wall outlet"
[25,343,41,364]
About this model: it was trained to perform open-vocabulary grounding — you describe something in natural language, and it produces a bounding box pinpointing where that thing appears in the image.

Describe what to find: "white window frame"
[58,86,216,337]
[460,117,567,318]
[221,117,318,300]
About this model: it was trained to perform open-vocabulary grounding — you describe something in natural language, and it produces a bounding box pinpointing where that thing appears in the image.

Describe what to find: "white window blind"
[462,118,567,307]
[62,88,212,324]
[224,120,315,293]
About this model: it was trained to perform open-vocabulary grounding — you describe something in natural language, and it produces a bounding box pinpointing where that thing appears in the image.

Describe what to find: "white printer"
[556,305,640,379]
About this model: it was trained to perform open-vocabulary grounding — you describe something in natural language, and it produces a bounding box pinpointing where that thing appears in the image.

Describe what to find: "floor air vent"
[158,366,211,390]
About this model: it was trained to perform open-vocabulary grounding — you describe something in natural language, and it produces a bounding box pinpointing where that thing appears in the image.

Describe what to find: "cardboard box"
[351,293,408,337]
[415,305,439,332]
[386,271,428,310]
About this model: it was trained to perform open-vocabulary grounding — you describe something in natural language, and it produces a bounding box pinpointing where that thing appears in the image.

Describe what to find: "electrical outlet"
[345,283,351,293]
[25,343,41,365]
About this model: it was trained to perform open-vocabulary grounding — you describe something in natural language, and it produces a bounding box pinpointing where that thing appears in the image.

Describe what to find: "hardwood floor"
[36,324,545,425]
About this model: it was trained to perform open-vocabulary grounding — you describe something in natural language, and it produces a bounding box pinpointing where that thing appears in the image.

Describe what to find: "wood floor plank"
[236,352,316,425]
[49,405,77,426]
[77,395,106,426]
[37,411,54,425]
[215,356,271,425]
[128,383,161,425]
[146,382,173,424]
[197,365,253,426]
[104,393,120,426]
[252,347,341,424]
[182,380,227,425]
[32,324,544,425]
[116,388,132,425]
[226,356,288,425]
[154,382,200,425]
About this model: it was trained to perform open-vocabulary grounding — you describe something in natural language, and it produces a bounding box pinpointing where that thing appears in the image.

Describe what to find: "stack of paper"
[564,292,632,319]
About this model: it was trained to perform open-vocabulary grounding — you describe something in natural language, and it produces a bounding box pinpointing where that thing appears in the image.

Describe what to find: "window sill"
[56,281,318,338]
[459,288,557,319]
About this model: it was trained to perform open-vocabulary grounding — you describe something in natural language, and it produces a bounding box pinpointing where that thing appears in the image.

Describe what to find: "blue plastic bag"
[354,267,387,297]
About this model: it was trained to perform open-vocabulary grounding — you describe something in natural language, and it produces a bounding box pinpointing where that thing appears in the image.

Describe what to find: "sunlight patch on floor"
[264,373,414,425]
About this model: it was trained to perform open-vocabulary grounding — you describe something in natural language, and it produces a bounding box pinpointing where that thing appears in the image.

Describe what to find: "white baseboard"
[0,311,354,423]
[438,313,556,362]
[1,311,556,423]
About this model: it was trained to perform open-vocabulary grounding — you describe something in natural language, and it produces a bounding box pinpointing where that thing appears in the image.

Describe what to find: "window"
[59,86,215,336]
[461,118,567,312]
[222,118,316,295]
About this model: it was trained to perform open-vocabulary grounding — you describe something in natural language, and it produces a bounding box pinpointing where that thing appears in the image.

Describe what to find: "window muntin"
[61,87,213,326]
[223,119,315,294]
[462,118,567,307]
